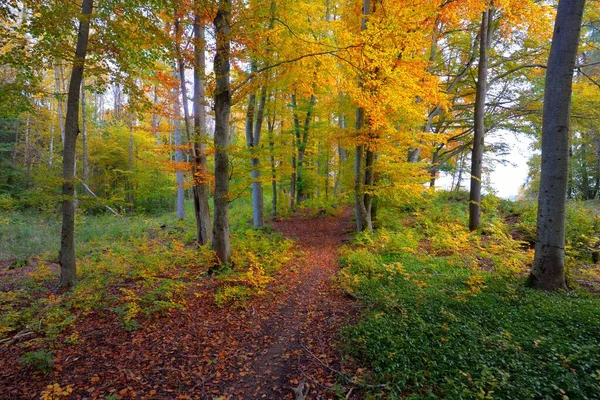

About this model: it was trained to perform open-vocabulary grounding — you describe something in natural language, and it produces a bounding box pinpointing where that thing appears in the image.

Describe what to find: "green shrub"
[20,349,54,374]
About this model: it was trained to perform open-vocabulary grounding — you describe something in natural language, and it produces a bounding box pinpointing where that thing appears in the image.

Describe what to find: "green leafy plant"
[20,349,54,374]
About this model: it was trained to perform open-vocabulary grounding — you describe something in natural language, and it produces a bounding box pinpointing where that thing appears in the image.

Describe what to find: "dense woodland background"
[1,0,600,399]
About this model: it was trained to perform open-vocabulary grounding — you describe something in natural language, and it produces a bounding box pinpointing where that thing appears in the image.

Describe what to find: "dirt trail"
[0,208,358,399]
[221,207,357,399]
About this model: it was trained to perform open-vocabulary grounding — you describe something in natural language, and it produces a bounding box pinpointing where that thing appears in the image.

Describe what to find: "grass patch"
[340,193,600,399]
[0,198,294,342]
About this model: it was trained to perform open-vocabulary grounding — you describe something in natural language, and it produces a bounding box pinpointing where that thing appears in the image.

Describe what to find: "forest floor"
[0,208,361,399]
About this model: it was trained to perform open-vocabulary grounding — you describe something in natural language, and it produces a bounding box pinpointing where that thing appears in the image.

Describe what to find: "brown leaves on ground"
[0,208,359,399]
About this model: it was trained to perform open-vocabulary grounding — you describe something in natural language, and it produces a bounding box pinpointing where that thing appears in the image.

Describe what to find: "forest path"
[0,208,359,399]
[216,207,358,399]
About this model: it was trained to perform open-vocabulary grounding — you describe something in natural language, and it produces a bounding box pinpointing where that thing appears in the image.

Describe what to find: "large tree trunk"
[212,0,232,265]
[468,9,490,232]
[193,8,212,244]
[529,0,586,290]
[58,0,93,289]
[354,0,372,233]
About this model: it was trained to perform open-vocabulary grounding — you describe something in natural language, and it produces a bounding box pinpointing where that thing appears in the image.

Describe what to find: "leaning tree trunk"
[58,0,93,289]
[468,9,490,232]
[193,8,212,244]
[529,0,586,290]
[212,0,232,265]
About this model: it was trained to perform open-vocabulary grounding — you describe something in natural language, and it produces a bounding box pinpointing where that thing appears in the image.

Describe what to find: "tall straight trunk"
[127,115,135,212]
[49,101,54,168]
[290,94,299,210]
[175,19,194,220]
[54,63,65,144]
[252,88,267,227]
[334,112,347,197]
[58,0,93,289]
[468,9,490,232]
[324,143,330,200]
[193,8,212,245]
[152,86,160,145]
[290,153,296,210]
[173,83,186,220]
[430,147,440,187]
[113,83,121,119]
[212,0,232,265]
[354,0,371,233]
[268,118,277,218]
[81,78,89,183]
[245,65,267,228]
[25,115,31,181]
[529,0,586,290]
[291,93,315,204]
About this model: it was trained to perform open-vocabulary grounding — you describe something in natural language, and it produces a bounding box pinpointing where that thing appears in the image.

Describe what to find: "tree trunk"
[58,0,93,289]
[268,118,277,218]
[152,86,160,145]
[354,0,371,233]
[81,78,89,183]
[297,95,315,203]
[529,0,586,291]
[212,0,232,265]
[127,114,135,212]
[49,101,54,168]
[54,63,65,145]
[252,86,267,227]
[468,9,490,232]
[429,147,440,187]
[173,82,185,220]
[193,8,212,245]
[244,62,266,228]
[334,111,347,198]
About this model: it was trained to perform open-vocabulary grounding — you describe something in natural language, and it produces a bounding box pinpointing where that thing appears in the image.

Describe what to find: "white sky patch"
[437,132,535,199]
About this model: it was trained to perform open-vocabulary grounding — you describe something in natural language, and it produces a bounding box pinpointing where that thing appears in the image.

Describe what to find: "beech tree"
[528,0,587,290]
[469,8,491,232]
[58,0,94,288]
[212,0,232,265]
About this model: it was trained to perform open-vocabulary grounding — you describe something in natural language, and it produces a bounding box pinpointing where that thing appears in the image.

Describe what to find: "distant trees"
[529,0,587,290]
[2,0,597,285]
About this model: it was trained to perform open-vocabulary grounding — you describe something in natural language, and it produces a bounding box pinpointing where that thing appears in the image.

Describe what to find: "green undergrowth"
[0,199,295,346]
[339,192,600,399]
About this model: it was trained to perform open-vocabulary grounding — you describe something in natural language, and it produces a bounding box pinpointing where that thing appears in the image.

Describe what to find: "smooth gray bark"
[81,78,89,183]
[468,10,490,232]
[529,0,586,290]
[212,0,232,265]
[173,83,185,220]
[244,61,266,228]
[54,63,65,144]
[58,0,93,289]
[268,117,277,218]
[193,9,212,245]
[49,101,54,167]
[354,0,372,233]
